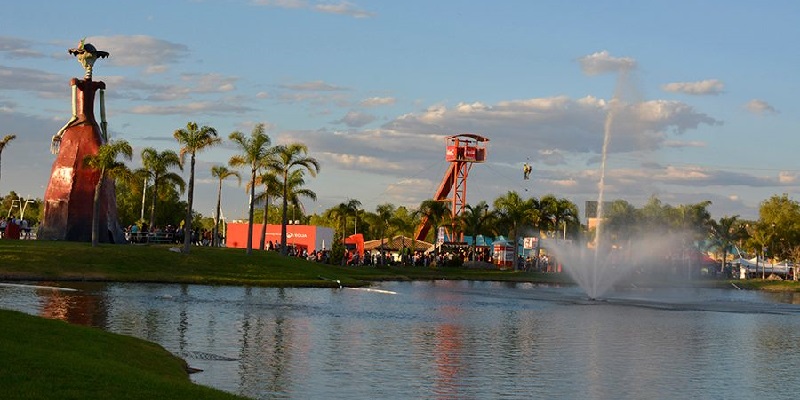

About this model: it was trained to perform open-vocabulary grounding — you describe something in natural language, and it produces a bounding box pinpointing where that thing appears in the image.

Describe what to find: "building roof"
[364,235,433,252]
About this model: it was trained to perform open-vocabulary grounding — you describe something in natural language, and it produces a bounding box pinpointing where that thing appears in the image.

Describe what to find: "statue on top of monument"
[51,39,110,154]
[68,38,109,81]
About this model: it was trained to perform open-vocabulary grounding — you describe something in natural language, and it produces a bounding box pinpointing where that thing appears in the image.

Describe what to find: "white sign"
[523,237,538,249]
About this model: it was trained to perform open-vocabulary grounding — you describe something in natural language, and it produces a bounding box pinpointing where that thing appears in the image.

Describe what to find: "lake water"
[2,280,800,399]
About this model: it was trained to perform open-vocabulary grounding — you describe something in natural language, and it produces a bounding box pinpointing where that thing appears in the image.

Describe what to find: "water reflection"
[2,281,800,399]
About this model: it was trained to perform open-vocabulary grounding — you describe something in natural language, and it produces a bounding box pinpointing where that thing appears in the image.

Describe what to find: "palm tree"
[254,168,318,252]
[710,215,740,275]
[0,134,17,191]
[228,124,272,255]
[493,191,534,261]
[458,201,494,261]
[560,199,579,238]
[82,140,132,247]
[329,199,362,245]
[174,122,221,254]
[138,147,185,229]
[414,199,451,259]
[373,203,397,265]
[265,143,320,256]
[393,207,420,265]
[253,169,280,251]
[211,165,241,247]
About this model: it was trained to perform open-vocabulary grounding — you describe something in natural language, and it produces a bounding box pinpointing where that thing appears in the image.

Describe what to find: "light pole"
[140,177,148,221]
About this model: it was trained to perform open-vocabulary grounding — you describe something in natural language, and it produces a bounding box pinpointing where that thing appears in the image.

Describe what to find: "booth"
[493,240,515,269]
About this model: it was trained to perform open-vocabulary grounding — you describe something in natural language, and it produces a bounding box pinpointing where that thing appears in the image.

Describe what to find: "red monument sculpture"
[39,39,126,243]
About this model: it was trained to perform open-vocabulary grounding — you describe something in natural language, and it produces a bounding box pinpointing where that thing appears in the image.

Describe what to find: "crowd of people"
[124,222,222,246]
[0,216,32,240]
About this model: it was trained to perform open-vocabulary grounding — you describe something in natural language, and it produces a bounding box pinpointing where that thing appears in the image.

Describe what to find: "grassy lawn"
[0,239,569,287]
[2,240,799,293]
[0,308,246,400]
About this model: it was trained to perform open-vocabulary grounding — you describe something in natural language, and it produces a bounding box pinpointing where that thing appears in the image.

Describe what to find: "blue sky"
[1,0,798,221]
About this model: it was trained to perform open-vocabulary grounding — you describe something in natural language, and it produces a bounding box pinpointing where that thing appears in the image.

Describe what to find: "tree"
[0,134,16,191]
[256,169,317,250]
[228,124,272,255]
[458,201,494,261]
[414,199,451,259]
[393,206,420,265]
[553,197,579,240]
[602,199,638,244]
[253,169,280,251]
[709,215,741,274]
[493,191,534,259]
[210,165,241,247]
[138,147,184,229]
[373,203,397,265]
[281,169,317,248]
[265,143,320,256]
[82,140,132,247]
[329,199,362,245]
[757,194,800,261]
[174,122,221,254]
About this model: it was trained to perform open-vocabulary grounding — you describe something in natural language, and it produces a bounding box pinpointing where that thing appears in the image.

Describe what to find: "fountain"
[550,232,688,300]
[548,67,693,300]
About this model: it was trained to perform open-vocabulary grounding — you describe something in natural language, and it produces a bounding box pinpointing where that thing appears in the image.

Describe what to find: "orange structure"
[415,133,489,242]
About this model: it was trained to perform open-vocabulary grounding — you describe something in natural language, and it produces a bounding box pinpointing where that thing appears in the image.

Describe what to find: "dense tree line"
[8,117,800,272]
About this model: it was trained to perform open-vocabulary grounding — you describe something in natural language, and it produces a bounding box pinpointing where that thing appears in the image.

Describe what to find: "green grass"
[0,308,246,400]
[0,240,569,287]
[3,240,799,293]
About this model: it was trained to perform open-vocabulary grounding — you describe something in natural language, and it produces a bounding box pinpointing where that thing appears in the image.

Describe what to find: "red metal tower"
[415,133,489,242]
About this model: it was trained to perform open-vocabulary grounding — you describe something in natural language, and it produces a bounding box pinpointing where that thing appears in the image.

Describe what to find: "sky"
[1,0,799,222]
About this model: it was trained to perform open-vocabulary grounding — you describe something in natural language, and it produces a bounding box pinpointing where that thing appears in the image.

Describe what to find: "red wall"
[226,223,321,250]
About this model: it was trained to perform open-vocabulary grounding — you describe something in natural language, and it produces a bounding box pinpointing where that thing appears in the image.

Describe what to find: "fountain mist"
[551,67,690,300]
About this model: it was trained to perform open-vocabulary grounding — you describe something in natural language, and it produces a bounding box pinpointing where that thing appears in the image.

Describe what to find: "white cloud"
[280,80,348,91]
[129,100,253,115]
[778,171,796,183]
[319,151,405,172]
[0,65,66,97]
[334,110,375,127]
[0,36,45,59]
[578,50,637,75]
[88,35,189,72]
[384,96,719,154]
[744,99,778,115]
[360,96,396,107]
[179,73,237,93]
[252,0,375,18]
[663,140,706,148]
[661,79,724,95]
[314,1,374,18]
[537,149,566,166]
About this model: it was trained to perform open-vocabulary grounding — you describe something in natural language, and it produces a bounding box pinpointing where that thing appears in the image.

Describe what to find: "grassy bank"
[0,308,246,399]
[0,240,569,287]
[2,240,799,291]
